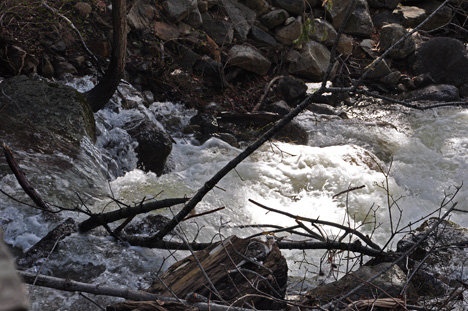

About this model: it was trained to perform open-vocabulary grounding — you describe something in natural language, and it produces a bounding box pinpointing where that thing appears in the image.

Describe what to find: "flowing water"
[1,77,468,309]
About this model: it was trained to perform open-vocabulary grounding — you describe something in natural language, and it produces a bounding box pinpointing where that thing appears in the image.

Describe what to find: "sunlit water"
[1,77,468,309]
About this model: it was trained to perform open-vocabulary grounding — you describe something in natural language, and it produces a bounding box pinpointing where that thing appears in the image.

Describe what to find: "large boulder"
[227,45,271,75]
[328,0,374,37]
[411,37,468,87]
[379,23,415,59]
[288,41,337,81]
[0,76,110,202]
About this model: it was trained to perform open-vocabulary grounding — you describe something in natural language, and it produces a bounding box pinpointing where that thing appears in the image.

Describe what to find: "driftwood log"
[110,235,288,311]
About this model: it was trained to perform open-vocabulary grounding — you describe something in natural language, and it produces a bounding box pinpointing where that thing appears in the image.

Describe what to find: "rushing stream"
[1,77,468,310]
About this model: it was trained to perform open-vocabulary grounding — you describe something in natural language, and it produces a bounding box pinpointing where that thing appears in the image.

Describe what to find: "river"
[1,78,468,310]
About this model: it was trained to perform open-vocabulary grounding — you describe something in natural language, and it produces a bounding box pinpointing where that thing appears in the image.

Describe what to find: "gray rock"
[41,56,54,78]
[228,45,271,75]
[367,0,399,9]
[411,37,468,87]
[276,121,309,145]
[396,219,468,298]
[265,100,292,116]
[309,18,337,46]
[329,0,374,37]
[184,5,203,27]
[202,13,234,45]
[220,0,256,40]
[401,84,460,102]
[124,117,173,176]
[364,59,392,79]
[127,0,156,31]
[275,76,307,103]
[288,41,337,81]
[380,71,401,85]
[154,21,180,41]
[395,5,425,28]
[51,40,67,53]
[260,9,289,29]
[0,228,29,311]
[245,0,269,15]
[274,0,305,15]
[53,60,78,78]
[372,9,405,27]
[163,0,197,22]
[337,35,354,56]
[275,17,302,44]
[418,0,453,31]
[250,26,278,46]
[379,23,415,59]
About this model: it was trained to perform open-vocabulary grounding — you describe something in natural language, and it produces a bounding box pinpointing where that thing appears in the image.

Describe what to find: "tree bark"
[87,0,127,112]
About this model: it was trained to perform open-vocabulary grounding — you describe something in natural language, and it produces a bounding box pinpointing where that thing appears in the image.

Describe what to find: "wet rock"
[307,103,337,115]
[309,18,337,47]
[275,17,302,44]
[53,60,78,78]
[250,25,278,46]
[0,228,29,311]
[220,0,256,40]
[302,262,414,305]
[411,37,468,87]
[74,2,92,17]
[274,0,305,15]
[163,0,198,22]
[227,45,271,75]
[380,70,401,86]
[288,41,337,81]
[328,0,374,37]
[124,117,173,176]
[276,121,308,144]
[275,76,307,103]
[396,219,468,298]
[128,0,157,31]
[401,84,459,102]
[123,215,179,236]
[379,23,415,59]
[365,59,392,79]
[51,40,67,53]
[265,100,292,116]
[260,9,289,29]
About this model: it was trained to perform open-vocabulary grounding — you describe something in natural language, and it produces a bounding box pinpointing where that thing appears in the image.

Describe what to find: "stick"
[19,271,277,311]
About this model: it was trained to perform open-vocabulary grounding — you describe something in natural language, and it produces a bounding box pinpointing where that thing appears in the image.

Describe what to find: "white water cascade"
[1,77,468,310]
